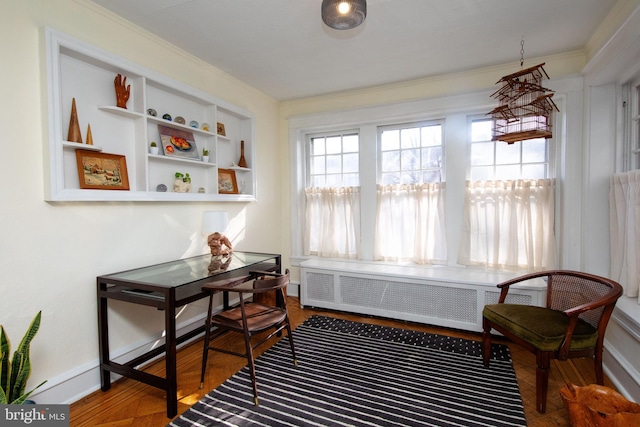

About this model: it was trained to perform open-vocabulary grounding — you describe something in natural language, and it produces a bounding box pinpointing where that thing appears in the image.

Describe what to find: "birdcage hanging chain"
[520,38,525,67]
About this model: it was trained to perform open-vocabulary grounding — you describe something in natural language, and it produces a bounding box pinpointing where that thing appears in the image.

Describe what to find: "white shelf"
[98,105,144,119]
[62,141,103,152]
[45,28,256,202]
[146,115,217,137]
[148,153,216,167]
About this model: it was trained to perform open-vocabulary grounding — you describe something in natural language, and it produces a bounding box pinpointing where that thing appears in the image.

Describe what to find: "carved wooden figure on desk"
[207,232,233,256]
[114,73,130,109]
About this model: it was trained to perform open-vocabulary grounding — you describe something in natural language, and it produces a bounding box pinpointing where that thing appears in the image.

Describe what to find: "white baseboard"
[29,312,208,405]
[287,281,300,297]
[604,343,640,402]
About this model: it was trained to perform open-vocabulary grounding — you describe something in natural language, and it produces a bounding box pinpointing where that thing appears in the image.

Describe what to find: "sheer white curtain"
[458,179,557,270]
[610,170,640,302]
[304,187,360,258]
[374,183,447,264]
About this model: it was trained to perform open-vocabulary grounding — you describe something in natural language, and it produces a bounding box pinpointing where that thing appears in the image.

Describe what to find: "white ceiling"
[91,0,617,101]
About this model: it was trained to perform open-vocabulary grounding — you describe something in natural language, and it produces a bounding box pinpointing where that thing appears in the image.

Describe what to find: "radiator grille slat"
[305,272,334,302]
[485,291,532,305]
[340,276,477,324]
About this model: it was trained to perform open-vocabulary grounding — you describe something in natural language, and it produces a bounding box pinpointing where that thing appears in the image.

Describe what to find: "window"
[375,122,447,264]
[304,131,361,259]
[379,122,443,184]
[629,78,640,170]
[308,133,359,187]
[470,118,549,181]
[289,92,560,269]
[460,117,557,270]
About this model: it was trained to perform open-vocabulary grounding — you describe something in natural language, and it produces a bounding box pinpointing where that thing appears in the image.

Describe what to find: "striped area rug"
[169,315,526,426]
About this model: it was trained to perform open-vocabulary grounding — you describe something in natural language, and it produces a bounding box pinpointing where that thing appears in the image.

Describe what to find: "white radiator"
[300,259,545,332]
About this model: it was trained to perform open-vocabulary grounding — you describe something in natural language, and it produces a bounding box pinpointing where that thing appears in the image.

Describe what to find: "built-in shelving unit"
[44,28,256,202]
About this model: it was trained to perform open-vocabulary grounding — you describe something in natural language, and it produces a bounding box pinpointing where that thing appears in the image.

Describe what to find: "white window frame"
[377,120,445,185]
[622,76,640,171]
[306,131,360,188]
[468,115,555,181]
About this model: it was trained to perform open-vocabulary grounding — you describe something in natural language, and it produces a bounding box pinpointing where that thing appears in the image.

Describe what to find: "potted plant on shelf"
[149,141,159,155]
[202,148,209,163]
[173,172,191,193]
[0,311,47,404]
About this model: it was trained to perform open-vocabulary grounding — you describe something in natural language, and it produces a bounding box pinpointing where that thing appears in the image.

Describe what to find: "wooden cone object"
[86,124,94,145]
[67,98,83,143]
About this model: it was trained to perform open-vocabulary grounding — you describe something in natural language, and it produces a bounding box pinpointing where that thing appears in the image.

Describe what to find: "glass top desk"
[97,251,281,418]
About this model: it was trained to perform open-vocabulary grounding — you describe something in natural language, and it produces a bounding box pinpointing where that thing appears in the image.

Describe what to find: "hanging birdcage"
[488,62,559,144]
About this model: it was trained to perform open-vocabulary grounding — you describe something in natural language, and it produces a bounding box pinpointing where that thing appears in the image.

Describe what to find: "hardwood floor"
[70,297,615,426]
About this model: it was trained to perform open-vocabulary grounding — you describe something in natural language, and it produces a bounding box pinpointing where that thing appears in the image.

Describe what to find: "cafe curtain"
[304,187,360,259]
[374,183,447,264]
[610,170,640,302]
[458,179,557,271]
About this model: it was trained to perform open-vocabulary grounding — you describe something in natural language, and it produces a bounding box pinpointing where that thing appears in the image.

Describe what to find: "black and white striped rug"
[169,315,526,426]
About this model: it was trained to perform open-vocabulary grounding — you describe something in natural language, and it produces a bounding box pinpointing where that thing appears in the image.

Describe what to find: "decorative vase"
[150,146,159,155]
[238,140,248,168]
[202,155,209,163]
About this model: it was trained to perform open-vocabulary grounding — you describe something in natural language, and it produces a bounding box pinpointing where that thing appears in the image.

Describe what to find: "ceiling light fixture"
[322,0,367,30]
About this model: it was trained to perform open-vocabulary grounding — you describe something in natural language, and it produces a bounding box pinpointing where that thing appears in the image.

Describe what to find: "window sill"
[296,257,545,290]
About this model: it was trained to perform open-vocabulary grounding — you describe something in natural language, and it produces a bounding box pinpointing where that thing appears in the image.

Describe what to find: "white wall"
[0,0,281,403]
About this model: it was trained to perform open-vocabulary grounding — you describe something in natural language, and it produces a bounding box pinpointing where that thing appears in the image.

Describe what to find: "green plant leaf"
[16,311,40,357]
[10,380,46,404]
[0,312,45,404]
[0,326,9,397]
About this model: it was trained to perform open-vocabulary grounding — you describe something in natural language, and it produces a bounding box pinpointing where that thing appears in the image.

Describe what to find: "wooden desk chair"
[199,269,297,405]
[482,270,623,413]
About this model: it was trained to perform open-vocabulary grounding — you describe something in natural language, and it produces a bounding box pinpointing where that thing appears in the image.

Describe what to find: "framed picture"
[75,150,130,190]
[216,122,226,136]
[218,168,238,194]
[158,125,200,160]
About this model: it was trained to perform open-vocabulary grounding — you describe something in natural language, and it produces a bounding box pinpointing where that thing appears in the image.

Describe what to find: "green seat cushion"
[483,304,598,352]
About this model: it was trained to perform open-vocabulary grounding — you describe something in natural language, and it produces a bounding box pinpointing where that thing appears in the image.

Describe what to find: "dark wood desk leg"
[165,289,178,418]
[97,280,111,391]
[223,291,229,310]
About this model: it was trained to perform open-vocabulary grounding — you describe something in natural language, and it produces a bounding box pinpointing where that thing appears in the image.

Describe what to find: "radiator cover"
[300,260,545,332]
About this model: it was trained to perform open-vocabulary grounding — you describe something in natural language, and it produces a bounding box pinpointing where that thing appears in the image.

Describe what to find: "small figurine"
[207,232,233,256]
[114,74,130,109]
